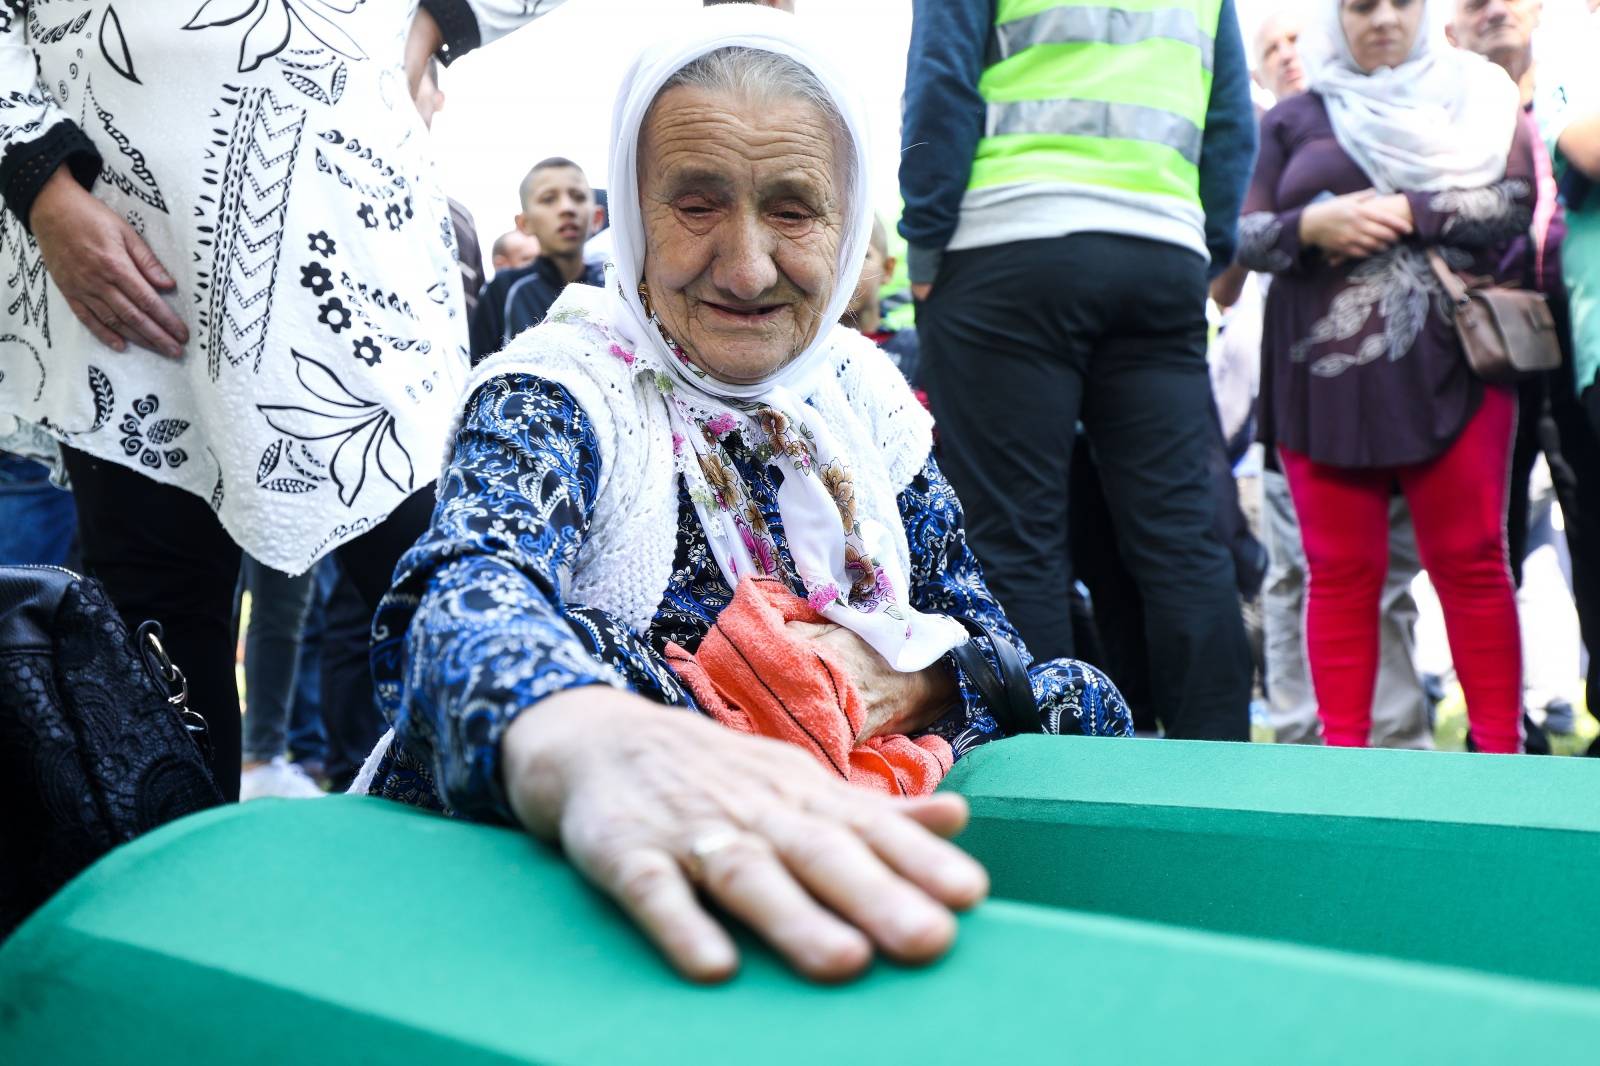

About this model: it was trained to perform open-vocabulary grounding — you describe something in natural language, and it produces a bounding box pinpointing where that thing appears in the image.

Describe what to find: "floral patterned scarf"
[607,312,968,673]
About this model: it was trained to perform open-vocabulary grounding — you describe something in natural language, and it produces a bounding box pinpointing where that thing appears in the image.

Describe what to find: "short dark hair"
[519,157,589,209]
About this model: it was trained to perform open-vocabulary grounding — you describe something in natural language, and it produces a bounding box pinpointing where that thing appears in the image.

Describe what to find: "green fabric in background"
[944,736,1600,989]
[4,790,1600,1065]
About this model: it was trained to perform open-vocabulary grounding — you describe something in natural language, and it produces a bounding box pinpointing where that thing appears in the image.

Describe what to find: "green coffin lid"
[945,735,1600,988]
[4,791,1600,1065]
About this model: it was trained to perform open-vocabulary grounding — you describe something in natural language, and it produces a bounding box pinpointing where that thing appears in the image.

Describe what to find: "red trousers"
[1280,387,1522,753]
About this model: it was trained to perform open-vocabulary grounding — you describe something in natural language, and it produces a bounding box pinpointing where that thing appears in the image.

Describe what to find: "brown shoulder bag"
[1426,249,1561,384]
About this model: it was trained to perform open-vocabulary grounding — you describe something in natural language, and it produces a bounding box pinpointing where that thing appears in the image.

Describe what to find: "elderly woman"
[1239,0,1533,752]
[365,7,1129,982]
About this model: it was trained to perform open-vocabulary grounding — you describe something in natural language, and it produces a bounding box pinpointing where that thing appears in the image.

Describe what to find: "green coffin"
[945,736,1600,990]
[3,738,1600,1064]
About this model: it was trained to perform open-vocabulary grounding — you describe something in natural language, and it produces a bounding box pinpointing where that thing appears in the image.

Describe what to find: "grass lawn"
[1432,683,1598,756]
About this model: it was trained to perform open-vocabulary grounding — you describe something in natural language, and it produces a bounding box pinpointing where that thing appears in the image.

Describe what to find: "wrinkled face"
[1342,0,1427,72]
[847,240,889,319]
[1254,15,1307,101]
[638,84,846,386]
[519,167,593,257]
[1449,0,1539,63]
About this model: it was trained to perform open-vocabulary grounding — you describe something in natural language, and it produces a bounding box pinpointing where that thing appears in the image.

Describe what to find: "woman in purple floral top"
[1237,0,1532,753]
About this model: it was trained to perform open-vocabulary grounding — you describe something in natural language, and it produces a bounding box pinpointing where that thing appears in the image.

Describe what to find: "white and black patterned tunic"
[0,0,565,573]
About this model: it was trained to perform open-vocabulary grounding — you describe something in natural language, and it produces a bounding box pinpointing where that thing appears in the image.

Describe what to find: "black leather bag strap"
[948,619,1042,735]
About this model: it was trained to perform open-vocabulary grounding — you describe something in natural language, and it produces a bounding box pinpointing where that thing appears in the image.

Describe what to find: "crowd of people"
[2,0,1599,978]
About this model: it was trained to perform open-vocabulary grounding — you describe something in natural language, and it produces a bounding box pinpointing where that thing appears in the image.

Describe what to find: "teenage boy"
[470,157,604,363]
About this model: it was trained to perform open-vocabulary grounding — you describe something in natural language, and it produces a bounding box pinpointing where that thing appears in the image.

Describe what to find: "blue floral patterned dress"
[368,374,1130,823]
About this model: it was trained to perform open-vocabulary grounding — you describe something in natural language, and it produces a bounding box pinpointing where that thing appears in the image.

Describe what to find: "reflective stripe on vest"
[988,98,1201,166]
[987,5,1215,71]
[971,0,1222,201]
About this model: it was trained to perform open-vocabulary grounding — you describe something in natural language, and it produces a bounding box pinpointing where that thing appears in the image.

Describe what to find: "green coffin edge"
[944,735,1600,989]
[4,793,1600,1065]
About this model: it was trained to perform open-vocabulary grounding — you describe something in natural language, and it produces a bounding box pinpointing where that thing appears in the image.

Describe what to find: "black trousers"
[1511,296,1600,729]
[918,233,1252,740]
[1069,430,1265,735]
[318,567,385,792]
[61,448,435,800]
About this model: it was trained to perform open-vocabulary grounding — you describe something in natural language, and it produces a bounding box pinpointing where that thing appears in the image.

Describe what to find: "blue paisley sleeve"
[898,455,1028,738]
[370,374,620,824]
[899,455,1131,746]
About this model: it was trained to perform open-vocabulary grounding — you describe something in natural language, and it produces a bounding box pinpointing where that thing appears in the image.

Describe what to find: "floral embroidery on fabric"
[299,260,333,296]
[754,406,813,469]
[690,428,780,579]
[255,351,413,505]
[183,0,370,74]
[1290,245,1443,378]
[820,461,856,531]
[118,394,190,470]
[317,296,352,334]
[351,335,382,366]
[1237,211,1293,272]
[638,322,906,628]
[1431,179,1531,244]
[0,0,546,578]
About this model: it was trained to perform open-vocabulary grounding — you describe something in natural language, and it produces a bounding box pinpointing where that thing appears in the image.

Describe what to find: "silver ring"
[684,828,742,881]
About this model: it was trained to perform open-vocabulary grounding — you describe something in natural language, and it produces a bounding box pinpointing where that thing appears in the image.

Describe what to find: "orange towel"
[664,576,953,797]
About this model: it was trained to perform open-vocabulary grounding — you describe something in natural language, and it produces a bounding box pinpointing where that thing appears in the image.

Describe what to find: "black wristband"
[0,121,102,234]
[419,0,481,66]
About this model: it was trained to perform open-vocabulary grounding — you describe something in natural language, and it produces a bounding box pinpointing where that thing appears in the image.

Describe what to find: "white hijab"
[1310,0,1520,193]
[600,5,967,672]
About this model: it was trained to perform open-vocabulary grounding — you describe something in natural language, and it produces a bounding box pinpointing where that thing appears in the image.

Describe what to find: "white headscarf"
[600,4,967,672]
[1309,0,1520,193]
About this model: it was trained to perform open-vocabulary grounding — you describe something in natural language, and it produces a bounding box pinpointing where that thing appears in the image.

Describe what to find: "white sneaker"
[239,756,326,801]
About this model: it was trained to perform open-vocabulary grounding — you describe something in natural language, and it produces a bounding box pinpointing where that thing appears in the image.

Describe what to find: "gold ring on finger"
[683,828,742,882]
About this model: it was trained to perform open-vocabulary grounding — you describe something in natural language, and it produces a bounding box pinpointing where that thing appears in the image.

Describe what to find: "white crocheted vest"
[448,285,934,634]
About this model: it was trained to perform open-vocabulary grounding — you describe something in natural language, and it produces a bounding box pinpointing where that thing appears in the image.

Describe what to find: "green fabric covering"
[4,793,1600,1064]
[944,736,1600,988]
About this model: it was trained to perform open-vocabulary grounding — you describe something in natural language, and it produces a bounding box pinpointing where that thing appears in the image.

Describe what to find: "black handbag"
[0,565,222,939]
[949,619,1043,735]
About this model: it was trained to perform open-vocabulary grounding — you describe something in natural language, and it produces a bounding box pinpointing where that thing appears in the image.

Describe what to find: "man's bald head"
[1253,10,1308,103]
[491,229,541,272]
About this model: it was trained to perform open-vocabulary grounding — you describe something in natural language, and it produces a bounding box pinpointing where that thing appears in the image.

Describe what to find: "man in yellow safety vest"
[900,0,1258,739]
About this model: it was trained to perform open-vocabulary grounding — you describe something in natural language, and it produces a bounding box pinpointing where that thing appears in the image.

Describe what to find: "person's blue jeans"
[286,559,340,765]
[238,556,315,763]
[0,453,78,567]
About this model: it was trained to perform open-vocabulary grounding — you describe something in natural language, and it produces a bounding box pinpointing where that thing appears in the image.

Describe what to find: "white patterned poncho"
[0,0,564,573]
